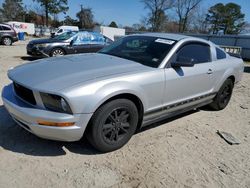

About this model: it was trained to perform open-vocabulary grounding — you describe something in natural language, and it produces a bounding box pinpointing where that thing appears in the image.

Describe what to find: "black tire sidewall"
[214,79,234,110]
[88,99,139,152]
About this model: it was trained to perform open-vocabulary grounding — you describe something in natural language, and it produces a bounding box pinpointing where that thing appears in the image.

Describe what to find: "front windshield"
[99,36,176,68]
[54,31,77,40]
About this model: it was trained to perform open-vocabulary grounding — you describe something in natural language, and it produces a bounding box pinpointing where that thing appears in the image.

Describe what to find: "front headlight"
[35,43,49,48]
[40,93,72,114]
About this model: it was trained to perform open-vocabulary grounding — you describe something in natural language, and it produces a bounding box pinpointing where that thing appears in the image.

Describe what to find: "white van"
[7,21,35,35]
[52,26,79,37]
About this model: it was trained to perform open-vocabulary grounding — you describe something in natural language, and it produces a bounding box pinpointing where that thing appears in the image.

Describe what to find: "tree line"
[140,0,245,34]
[0,0,246,35]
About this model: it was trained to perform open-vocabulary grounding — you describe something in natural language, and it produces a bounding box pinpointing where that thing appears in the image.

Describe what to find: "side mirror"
[70,40,74,46]
[51,33,55,38]
[171,61,194,67]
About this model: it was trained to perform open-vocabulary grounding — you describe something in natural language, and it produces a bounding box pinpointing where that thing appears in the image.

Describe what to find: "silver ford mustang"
[2,33,244,152]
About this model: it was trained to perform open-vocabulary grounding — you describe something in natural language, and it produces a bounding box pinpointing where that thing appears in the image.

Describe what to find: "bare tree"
[76,5,95,29]
[175,0,203,32]
[191,7,209,33]
[34,0,68,27]
[141,0,174,31]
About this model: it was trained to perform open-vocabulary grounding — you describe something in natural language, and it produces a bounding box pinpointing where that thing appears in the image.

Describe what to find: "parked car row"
[0,23,113,58]
[27,31,113,57]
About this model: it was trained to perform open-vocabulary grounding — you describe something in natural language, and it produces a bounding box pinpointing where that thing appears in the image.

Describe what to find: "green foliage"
[0,0,25,21]
[76,7,94,29]
[34,0,68,26]
[109,21,118,28]
[24,10,37,23]
[63,15,78,26]
[206,3,245,34]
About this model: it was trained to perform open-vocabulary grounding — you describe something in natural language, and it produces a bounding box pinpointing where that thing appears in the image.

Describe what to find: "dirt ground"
[0,40,250,188]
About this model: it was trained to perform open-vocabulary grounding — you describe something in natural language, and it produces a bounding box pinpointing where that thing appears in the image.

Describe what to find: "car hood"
[8,53,149,92]
[29,38,65,45]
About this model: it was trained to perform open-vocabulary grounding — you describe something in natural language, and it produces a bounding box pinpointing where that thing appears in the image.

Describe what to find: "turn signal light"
[37,120,75,127]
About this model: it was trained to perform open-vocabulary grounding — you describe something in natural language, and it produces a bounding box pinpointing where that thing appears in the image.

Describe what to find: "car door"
[163,42,217,107]
[88,33,106,52]
[71,32,91,54]
[73,43,92,53]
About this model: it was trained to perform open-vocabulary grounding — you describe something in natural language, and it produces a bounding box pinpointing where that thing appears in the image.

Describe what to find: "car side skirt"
[142,92,217,127]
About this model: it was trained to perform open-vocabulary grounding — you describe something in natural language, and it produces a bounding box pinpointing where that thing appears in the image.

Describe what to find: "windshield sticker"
[155,39,175,45]
[152,58,159,62]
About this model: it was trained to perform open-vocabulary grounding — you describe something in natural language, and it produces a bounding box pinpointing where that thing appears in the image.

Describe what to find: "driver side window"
[73,32,91,45]
[176,43,211,64]
[58,29,63,33]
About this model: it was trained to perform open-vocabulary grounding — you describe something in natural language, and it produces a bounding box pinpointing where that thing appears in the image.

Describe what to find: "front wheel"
[209,79,234,110]
[87,99,139,152]
[50,48,65,57]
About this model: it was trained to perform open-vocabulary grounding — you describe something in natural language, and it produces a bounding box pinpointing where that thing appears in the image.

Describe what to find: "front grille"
[14,82,36,105]
[27,43,34,49]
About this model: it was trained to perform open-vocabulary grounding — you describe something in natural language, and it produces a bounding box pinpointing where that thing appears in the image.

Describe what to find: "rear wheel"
[87,99,138,152]
[2,37,12,46]
[50,48,65,57]
[209,79,234,110]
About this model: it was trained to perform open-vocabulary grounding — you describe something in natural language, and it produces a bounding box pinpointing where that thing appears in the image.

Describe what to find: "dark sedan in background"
[27,31,113,57]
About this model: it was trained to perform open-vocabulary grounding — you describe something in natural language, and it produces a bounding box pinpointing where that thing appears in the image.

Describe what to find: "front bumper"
[26,45,49,57]
[13,36,18,42]
[2,84,93,142]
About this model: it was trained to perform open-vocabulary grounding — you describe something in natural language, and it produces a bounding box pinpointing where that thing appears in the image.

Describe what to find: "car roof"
[133,32,213,46]
[0,23,11,27]
[133,33,189,41]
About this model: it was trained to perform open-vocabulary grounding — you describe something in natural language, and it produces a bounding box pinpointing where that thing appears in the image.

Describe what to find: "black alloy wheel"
[87,99,138,152]
[102,107,131,144]
[209,79,234,110]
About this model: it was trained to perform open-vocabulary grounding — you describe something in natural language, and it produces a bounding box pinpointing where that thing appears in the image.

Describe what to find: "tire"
[209,79,234,110]
[87,99,139,152]
[50,48,65,57]
[2,37,12,46]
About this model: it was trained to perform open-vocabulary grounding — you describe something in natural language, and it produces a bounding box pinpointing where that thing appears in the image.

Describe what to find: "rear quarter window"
[216,47,227,60]
[1,26,11,31]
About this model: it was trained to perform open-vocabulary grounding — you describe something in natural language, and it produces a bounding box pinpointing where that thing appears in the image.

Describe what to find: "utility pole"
[80,4,84,28]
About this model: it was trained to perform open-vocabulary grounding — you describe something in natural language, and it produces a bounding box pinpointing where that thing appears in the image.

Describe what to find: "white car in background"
[51,26,79,37]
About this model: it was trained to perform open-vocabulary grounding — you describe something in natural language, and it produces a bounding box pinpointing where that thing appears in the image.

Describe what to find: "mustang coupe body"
[2,33,244,152]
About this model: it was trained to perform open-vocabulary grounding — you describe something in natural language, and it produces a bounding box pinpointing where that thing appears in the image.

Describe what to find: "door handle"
[207,69,213,74]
